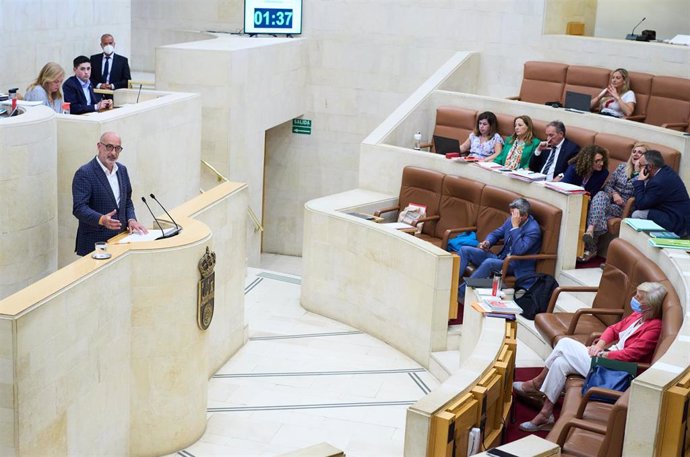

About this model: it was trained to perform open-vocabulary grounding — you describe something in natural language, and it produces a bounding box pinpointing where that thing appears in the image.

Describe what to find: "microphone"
[150,193,182,237]
[136,84,143,103]
[626,17,646,40]
[141,196,166,238]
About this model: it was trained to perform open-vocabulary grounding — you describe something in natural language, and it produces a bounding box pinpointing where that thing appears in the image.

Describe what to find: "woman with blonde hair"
[25,62,65,113]
[591,68,636,118]
[488,115,540,170]
[580,143,648,261]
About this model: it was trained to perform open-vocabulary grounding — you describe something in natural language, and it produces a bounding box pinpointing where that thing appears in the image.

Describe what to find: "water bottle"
[413,131,422,150]
[491,272,502,297]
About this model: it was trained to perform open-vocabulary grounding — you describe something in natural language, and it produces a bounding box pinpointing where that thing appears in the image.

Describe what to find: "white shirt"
[79,78,92,105]
[96,156,120,206]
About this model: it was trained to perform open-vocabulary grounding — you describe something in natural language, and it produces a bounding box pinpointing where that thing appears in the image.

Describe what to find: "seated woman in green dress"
[486,115,540,170]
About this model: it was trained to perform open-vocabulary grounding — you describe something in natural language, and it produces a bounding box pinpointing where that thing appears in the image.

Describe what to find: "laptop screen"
[564,91,592,111]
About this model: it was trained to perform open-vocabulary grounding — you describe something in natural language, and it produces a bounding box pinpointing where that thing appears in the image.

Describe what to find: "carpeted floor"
[504,367,562,443]
[575,255,606,269]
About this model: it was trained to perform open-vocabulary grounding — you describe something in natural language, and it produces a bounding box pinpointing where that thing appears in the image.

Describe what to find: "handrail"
[200,159,263,233]
[247,206,264,233]
[201,159,229,183]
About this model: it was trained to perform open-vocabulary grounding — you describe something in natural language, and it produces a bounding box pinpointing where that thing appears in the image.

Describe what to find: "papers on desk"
[476,297,523,314]
[475,162,512,172]
[118,227,178,243]
[667,34,690,46]
[648,238,690,250]
[508,169,546,182]
[623,218,665,232]
[542,181,587,194]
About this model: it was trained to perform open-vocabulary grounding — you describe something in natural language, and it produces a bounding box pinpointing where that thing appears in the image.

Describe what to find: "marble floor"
[175,255,544,456]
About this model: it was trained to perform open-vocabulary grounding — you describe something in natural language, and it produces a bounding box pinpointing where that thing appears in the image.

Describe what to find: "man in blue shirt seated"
[63,55,112,114]
[632,149,690,237]
[458,198,542,301]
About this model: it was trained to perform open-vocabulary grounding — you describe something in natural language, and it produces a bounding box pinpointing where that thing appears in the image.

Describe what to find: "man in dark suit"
[72,131,147,256]
[632,150,690,237]
[457,198,542,300]
[63,55,112,114]
[529,120,580,181]
[90,34,132,90]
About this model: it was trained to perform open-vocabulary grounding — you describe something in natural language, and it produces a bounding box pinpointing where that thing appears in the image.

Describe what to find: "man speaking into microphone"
[72,131,147,256]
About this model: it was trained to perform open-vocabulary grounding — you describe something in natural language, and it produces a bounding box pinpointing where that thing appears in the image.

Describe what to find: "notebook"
[564,91,592,112]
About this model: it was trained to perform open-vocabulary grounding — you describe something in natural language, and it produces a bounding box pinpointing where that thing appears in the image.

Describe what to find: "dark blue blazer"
[90,53,132,90]
[529,138,580,178]
[486,215,542,279]
[62,75,102,114]
[72,158,137,256]
[633,166,690,236]
[562,166,609,197]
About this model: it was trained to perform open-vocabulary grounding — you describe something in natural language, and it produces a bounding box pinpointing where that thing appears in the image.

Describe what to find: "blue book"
[648,231,680,239]
[624,218,665,232]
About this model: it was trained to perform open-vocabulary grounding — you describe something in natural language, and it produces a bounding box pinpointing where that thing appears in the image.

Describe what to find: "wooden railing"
[428,320,517,456]
[656,369,690,456]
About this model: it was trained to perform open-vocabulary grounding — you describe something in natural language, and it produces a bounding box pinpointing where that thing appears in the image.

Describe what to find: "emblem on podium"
[197,246,216,330]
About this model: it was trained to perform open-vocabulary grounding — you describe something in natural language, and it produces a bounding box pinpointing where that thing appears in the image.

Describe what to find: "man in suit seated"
[458,198,542,301]
[63,55,112,114]
[632,149,690,237]
[90,33,132,91]
[72,131,147,256]
[529,120,580,181]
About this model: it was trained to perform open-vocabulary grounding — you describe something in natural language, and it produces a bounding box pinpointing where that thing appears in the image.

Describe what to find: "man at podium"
[72,131,148,256]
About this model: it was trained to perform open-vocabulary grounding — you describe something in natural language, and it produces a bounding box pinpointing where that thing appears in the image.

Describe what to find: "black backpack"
[513,273,559,320]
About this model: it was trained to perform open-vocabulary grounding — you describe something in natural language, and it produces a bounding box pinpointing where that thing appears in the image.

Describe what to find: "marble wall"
[0,0,131,95]
[156,35,307,265]
[595,0,690,40]
[0,107,57,299]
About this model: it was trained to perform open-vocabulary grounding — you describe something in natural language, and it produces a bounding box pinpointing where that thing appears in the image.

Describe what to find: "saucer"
[92,252,112,260]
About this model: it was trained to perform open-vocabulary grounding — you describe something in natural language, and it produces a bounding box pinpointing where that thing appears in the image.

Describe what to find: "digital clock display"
[244,0,303,35]
[254,8,293,29]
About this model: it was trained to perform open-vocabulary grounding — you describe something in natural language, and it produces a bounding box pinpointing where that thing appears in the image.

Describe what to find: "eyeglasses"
[99,142,123,153]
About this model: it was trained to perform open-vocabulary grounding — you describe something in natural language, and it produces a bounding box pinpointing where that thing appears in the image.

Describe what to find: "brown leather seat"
[551,388,630,457]
[563,65,611,102]
[627,71,654,120]
[417,174,485,249]
[428,106,477,153]
[535,238,674,347]
[374,166,444,237]
[642,76,690,129]
[562,126,595,152]
[546,271,683,454]
[514,61,569,105]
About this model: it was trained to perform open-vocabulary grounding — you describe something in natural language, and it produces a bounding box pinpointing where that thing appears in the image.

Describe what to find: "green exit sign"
[292,118,312,135]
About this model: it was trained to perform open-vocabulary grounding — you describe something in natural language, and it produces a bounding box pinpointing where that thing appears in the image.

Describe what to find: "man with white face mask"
[90,33,132,90]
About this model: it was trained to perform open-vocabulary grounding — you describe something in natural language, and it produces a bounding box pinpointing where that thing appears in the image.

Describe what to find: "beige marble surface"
[0,106,57,300]
[57,89,202,267]
[0,181,247,456]
[302,189,452,369]
[156,34,308,266]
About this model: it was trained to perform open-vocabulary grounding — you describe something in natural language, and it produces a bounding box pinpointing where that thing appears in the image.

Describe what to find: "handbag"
[581,356,637,403]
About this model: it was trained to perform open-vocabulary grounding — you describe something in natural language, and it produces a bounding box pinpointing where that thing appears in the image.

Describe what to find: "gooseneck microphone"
[150,193,182,237]
[141,196,165,235]
[136,83,143,103]
[626,17,646,41]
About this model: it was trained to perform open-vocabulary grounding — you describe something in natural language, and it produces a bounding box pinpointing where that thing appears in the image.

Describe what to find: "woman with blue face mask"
[513,281,666,432]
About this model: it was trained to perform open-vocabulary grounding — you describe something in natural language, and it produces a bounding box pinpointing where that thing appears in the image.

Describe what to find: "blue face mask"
[631,297,643,313]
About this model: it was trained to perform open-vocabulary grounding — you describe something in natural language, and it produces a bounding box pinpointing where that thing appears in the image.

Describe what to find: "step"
[447,324,462,350]
[429,350,460,382]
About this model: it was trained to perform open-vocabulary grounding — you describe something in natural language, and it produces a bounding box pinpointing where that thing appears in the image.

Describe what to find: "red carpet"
[504,367,562,443]
[575,255,606,269]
